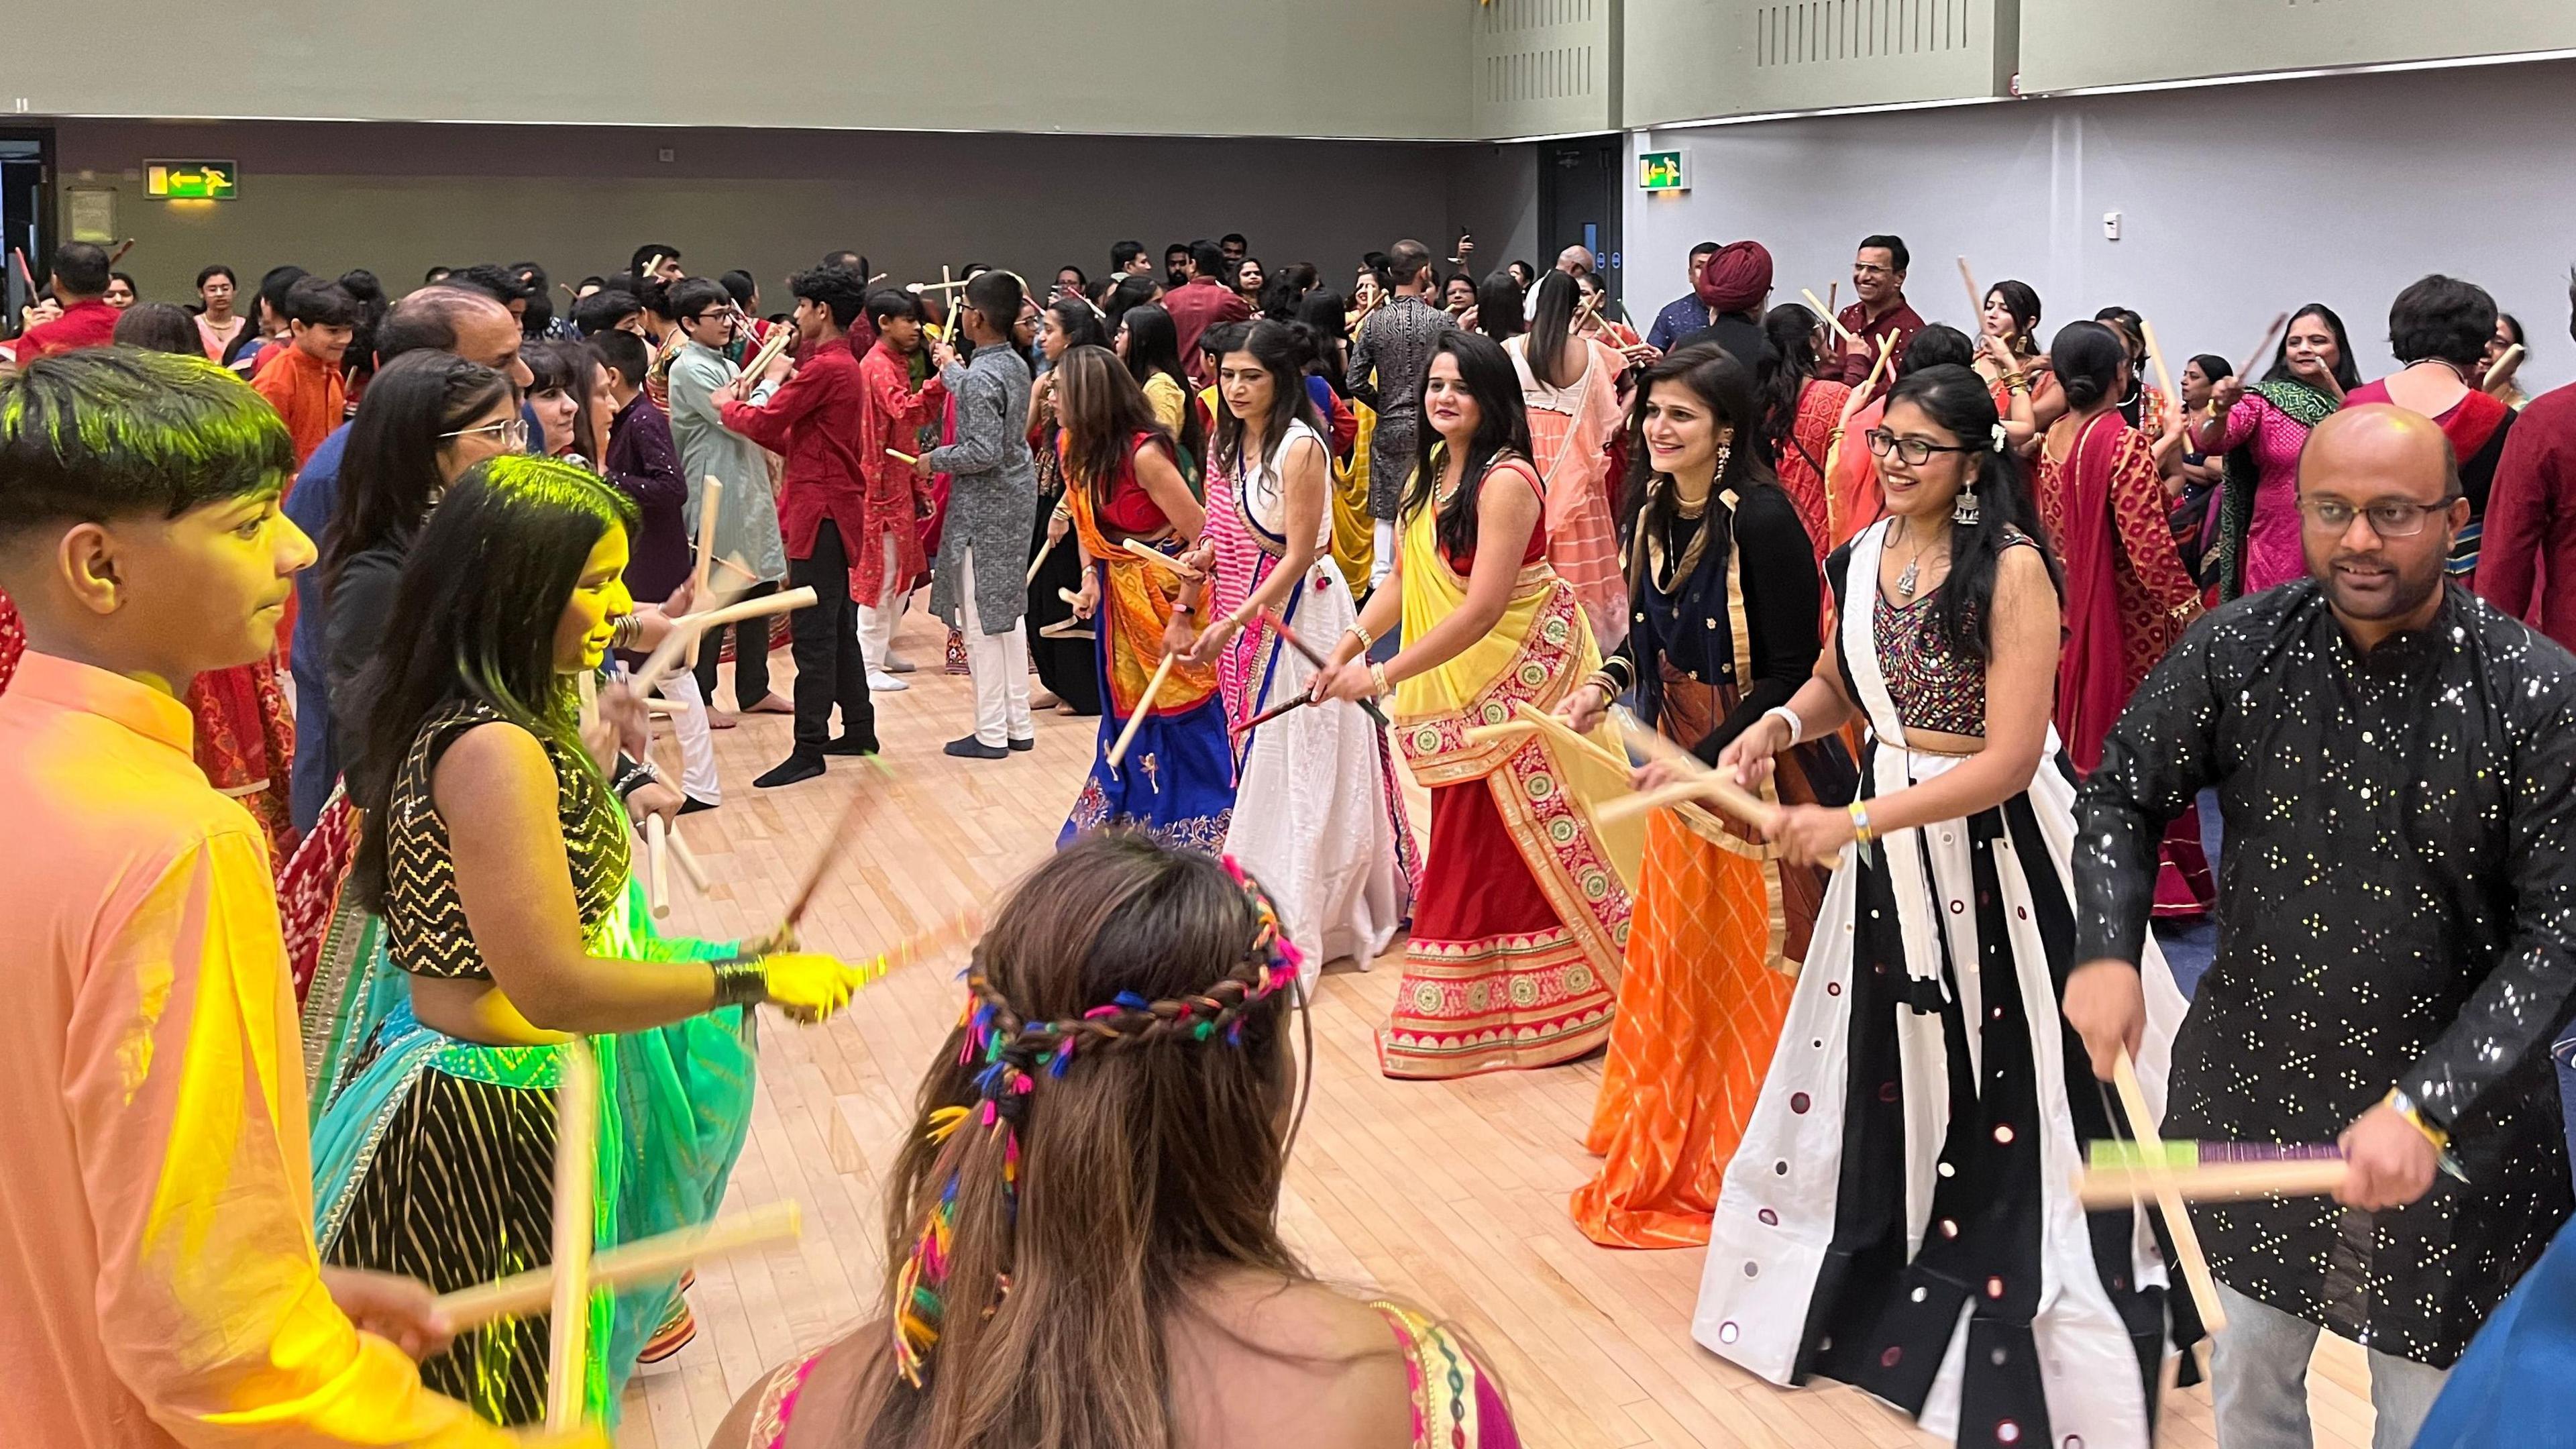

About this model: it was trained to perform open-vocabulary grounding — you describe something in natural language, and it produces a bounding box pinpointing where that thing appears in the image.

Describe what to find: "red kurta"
[851,339,945,606]
[718,337,871,562]
[13,298,118,359]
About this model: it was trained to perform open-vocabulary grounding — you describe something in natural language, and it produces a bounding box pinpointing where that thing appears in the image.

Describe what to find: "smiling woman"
[311,454,875,1427]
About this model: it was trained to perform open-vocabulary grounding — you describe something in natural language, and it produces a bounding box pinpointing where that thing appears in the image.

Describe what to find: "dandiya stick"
[1818,333,1898,522]
[434,1201,802,1331]
[2485,342,2526,396]
[690,478,724,602]
[631,586,816,696]
[1827,280,1838,317]
[107,239,135,266]
[1956,256,1985,332]
[741,320,797,382]
[2112,1050,2229,1336]
[2139,318,2183,435]
[1036,618,1094,640]
[2074,1157,2351,1210]
[1231,692,1313,737]
[543,1041,600,1430]
[1606,710,1781,832]
[1122,536,1202,580]
[2237,311,2292,386]
[1258,608,1389,729]
[644,813,671,920]
[667,826,711,892]
[1107,651,1179,770]
[780,783,883,936]
[885,447,918,466]
[642,698,682,716]
[1025,534,1060,586]
[1803,288,1858,345]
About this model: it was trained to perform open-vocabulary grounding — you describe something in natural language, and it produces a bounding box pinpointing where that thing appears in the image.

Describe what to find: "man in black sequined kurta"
[2068,407,2576,1446]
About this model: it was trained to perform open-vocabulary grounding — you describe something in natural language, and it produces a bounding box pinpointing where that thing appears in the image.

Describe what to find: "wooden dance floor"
[616,612,2375,1448]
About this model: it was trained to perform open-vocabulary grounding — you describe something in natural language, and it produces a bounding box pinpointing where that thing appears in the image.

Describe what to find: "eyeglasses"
[2296,498,2452,537]
[1853,264,1897,278]
[441,417,531,448]
[1864,429,1978,466]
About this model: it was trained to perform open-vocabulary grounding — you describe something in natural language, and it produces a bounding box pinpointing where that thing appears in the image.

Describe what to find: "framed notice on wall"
[66,188,115,244]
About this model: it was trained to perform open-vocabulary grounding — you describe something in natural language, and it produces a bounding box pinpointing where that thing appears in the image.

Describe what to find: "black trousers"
[692,579,776,709]
[786,522,873,753]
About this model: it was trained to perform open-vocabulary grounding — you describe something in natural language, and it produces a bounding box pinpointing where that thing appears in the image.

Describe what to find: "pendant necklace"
[1894,520,1929,601]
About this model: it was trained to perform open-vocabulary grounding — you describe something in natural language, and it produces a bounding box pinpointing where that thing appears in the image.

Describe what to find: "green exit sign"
[146,160,239,200]
[1638,150,1688,193]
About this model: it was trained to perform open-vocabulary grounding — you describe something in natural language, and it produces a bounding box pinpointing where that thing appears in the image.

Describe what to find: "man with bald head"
[283,284,537,828]
[2067,405,2576,1448]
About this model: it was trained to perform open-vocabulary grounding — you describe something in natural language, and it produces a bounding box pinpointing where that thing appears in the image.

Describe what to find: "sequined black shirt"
[2074,581,2576,1365]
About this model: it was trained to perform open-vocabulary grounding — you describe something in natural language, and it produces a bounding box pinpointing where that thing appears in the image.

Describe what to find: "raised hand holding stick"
[435,1202,802,1332]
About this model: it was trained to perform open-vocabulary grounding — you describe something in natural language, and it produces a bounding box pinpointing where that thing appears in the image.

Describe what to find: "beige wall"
[57,121,1532,307]
[4,0,1474,141]
[2019,0,2576,93]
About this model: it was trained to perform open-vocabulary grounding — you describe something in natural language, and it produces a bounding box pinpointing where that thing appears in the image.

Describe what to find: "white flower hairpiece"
[1991,421,2010,452]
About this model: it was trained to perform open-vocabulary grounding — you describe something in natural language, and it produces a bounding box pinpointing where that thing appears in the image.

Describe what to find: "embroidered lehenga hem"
[1379,482,1632,1081]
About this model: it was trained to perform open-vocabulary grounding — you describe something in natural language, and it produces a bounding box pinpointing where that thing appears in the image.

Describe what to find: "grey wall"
[1621,60,2576,393]
[58,121,1536,307]
[5,0,1473,141]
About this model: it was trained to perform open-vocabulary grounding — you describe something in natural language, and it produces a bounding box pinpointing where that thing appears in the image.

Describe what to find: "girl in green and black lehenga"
[310,455,872,1426]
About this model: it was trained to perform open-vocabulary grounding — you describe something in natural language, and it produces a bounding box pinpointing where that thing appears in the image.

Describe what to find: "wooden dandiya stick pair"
[1595,709,1782,832]
[1255,606,1391,730]
[1100,538,1199,765]
[2104,1051,2231,1336]
[1817,332,1897,527]
[739,321,798,384]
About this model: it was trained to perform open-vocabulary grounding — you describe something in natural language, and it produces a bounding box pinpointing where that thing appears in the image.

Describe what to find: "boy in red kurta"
[852,290,946,686]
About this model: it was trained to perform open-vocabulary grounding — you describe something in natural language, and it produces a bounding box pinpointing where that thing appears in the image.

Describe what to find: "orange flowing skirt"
[1571,809,1789,1248]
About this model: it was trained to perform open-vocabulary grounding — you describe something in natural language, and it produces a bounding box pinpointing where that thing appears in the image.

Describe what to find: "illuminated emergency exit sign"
[1638,150,1687,193]
[146,161,239,200]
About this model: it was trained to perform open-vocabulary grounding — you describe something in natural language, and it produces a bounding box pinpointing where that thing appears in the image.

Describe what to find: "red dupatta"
[2044,411,2140,775]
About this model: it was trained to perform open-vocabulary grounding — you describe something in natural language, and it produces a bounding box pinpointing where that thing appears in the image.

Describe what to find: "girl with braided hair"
[712,833,1523,1449]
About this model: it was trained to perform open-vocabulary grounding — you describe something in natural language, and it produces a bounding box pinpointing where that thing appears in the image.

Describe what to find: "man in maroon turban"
[1672,239,1780,370]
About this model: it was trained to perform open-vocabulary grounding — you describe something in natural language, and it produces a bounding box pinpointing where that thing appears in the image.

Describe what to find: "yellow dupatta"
[1330,400,1379,596]
[1064,454,1220,720]
[1389,467,1641,931]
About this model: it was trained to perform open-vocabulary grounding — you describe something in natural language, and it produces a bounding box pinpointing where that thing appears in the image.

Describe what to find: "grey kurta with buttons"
[2074,581,2576,1366]
[926,345,1037,635]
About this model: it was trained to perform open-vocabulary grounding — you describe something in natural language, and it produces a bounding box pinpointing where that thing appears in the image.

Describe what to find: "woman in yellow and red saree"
[1313,331,1635,1080]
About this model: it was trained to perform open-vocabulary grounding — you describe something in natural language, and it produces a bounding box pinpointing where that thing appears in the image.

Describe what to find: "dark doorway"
[0,127,54,329]
[1537,135,1621,311]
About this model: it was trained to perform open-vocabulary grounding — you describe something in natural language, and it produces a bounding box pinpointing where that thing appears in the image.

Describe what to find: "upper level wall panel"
[0,0,1475,141]
[2019,0,2576,93]
[1624,0,2019,127]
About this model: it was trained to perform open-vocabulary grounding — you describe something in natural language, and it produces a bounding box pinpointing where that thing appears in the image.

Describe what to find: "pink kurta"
[2213,391,2320,594]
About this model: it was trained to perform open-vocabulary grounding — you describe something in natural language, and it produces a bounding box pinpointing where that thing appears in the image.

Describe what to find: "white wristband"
[1764,704,1806,747]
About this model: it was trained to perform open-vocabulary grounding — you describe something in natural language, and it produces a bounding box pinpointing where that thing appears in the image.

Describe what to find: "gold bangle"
[1368,661,1392,696]
[1348,623,1375,651]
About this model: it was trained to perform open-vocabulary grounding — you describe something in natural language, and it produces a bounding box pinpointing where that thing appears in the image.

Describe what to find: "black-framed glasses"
[2297,498,2453,537]
[1865,429,1978,466]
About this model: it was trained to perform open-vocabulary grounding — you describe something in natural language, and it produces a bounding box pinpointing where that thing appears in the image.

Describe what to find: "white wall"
[1622,60,2576,392]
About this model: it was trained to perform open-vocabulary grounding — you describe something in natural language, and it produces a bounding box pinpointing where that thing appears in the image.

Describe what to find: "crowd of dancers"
[4,220,2576,1449]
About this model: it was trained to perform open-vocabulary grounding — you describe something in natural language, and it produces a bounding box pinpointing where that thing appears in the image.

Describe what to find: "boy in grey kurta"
[920,272,1038,758]
[663,278,791,714]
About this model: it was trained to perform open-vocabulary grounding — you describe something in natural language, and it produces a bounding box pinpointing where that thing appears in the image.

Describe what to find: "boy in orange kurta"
[250,276,358,472]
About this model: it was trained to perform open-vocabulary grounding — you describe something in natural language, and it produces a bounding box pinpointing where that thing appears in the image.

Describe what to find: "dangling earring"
[1953,482,1982,526]
[1712,435,1733,481]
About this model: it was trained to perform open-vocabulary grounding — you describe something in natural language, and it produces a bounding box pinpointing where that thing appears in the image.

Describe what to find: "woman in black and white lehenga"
[1672,364,2192,1448]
